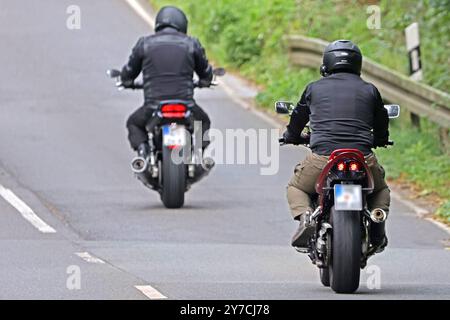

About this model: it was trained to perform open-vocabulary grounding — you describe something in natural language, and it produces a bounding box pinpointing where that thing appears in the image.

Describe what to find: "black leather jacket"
[121,27,213,104]
[287,72,389,155]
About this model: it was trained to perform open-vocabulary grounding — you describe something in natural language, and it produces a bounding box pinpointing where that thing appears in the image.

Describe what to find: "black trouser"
[126,103,211,150]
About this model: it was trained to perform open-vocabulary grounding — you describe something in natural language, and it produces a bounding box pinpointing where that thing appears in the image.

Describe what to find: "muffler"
[131,156,148,173]
[370,208,387,223]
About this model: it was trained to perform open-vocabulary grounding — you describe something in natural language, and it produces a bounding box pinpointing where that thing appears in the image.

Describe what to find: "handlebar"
[121,81,143,90]
[375,140,395,148]
[108,68,223,91]
[193,80,219,88]
[118,80,218,90]
[279,135,310,146]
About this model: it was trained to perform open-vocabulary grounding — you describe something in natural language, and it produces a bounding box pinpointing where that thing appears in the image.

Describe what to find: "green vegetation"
[376,117,450,222]
[436,200,450,223]
[151,0,449,219]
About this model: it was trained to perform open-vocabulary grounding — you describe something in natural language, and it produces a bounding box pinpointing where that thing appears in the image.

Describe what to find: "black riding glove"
[373,135,389,148]
[283,130,302,145]
[120,79,135,88]
[198,79,211,88]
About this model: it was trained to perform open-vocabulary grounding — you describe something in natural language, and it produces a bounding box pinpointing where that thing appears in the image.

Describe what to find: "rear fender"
[315,150,374,194]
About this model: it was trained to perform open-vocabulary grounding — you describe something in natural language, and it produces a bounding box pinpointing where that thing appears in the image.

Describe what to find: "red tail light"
[161,104,187,118]
[349,162,360,171]
[337,162,346,171]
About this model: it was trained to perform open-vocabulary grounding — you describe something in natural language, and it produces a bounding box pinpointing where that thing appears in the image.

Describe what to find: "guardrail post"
[439,128,449,154]
[405,23,422,130]
[410,113,421,130]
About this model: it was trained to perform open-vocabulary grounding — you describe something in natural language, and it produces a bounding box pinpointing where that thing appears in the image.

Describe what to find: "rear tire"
[320,268,330,287]
[161,147,186,208]
[329,206,361,293]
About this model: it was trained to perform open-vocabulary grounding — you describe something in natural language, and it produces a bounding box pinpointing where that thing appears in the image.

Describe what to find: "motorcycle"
[276,101,400,293]
[107,67,226,208]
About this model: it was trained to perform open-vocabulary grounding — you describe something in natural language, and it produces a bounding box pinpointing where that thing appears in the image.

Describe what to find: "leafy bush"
[376,117,450,200]
[436,200,450,223]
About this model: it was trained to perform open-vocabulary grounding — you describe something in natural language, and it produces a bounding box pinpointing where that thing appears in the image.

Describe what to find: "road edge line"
[0,184,56,233]
[425,218,450,235]
[125,0,155,28]
[135,285,168,300]
[391,191,450,235]
[75,252,106,264]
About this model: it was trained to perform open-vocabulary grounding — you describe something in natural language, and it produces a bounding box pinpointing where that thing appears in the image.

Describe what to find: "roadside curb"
[125,0,155,28]
[126,0,449,236]
[391,191,450,235]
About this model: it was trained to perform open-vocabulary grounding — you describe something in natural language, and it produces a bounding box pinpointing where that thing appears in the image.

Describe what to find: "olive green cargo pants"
[287,152,390,219]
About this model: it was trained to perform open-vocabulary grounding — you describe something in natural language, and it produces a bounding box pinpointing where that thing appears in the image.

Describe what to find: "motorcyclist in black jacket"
[284,40,390,251]
[120,6,213,158]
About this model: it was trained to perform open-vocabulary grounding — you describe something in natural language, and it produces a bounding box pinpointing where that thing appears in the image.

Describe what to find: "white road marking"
[135,285,168,300]
[425,218,450,236]
[125,0,155,28]
[0,184,56,233]
[75,252,105,264]
[390,191,429,217]
[391,192,450,235]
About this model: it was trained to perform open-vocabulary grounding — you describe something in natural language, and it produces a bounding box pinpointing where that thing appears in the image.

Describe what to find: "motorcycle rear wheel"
[161,146,186,208]
[329,206,361,293]
[319,224,332,287]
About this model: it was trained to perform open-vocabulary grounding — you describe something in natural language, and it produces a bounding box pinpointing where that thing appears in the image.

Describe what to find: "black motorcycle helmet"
[155,6,188,34]
[320,40,362,76]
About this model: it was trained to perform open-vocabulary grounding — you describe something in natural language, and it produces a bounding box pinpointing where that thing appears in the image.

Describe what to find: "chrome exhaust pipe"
[370,208,387,223]
[201,157,215,171]
[131,157,148,173]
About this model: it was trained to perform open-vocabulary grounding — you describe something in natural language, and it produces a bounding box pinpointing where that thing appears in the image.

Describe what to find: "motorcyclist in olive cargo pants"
[283,40,390,251]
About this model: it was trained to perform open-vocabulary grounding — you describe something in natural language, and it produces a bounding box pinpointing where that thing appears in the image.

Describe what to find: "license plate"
[334,184,362,211]
[162,124,186,147]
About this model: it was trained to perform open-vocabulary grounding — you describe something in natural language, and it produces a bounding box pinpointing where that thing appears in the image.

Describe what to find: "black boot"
[291,211,315,248]
[137,142,150,158]
[370,221,388,253]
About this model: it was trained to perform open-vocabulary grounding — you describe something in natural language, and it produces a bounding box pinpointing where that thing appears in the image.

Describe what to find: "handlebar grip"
[193,81,217,88]
[131,82,143,89]
[387,140,394,146]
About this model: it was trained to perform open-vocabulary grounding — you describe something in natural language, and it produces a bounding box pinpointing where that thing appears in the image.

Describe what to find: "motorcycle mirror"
[213,68,226,77]
[106,69,121,78]
[384,104,400,118]
[275,101,295,114]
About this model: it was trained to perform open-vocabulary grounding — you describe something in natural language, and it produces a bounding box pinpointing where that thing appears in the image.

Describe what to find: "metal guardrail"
[286,35,450,129]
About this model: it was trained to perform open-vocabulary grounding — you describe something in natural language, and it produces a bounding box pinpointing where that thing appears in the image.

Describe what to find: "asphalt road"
[0,0,449,299]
